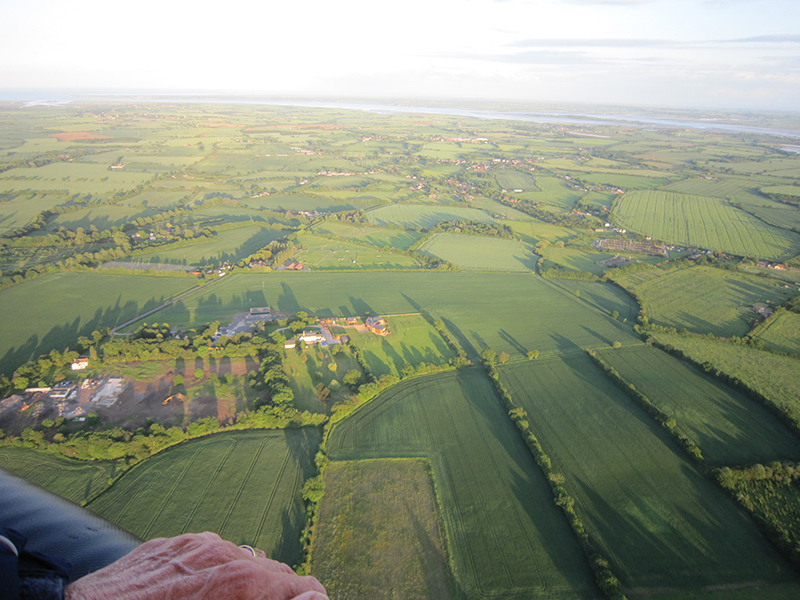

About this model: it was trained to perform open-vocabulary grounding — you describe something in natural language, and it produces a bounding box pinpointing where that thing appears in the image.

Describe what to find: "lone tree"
[498,351,510,364]
[527,350,539,360]
[480,348,496,364]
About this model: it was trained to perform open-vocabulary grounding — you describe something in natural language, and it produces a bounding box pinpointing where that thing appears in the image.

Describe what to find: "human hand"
[64,532,327,600]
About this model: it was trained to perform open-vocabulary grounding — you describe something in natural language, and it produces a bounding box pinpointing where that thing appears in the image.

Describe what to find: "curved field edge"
[325,368,598,600]
[87,429,320,566]
[0,447,120,504]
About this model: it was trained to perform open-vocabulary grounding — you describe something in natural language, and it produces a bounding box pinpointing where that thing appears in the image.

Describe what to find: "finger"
[292,592,329,600]
[258,558,295,574]
[254,548,266,560]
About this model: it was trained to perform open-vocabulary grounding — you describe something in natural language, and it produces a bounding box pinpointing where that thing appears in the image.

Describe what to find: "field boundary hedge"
[587,350,704,463]
[482,358,626,600]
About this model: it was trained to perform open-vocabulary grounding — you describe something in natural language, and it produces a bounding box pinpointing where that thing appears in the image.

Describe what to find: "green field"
[0,448,119,504]
[650,332,800,426]
[495,170,538,191]
[613,190,800,259]
[499,355,799,593]
[48,205,159,230]
[754,310,800,355]
[539,246,616,275]
[311,459,454,600]
[599,345,800,465]
[630,266,794,337]
[344,314,456,378]
[311,221,423,250]
[365,205,496,229]
[327,369,597,599]
[88,429,319,566]
[282,345,364,414]
[0,272,195,376]
[127,225,286,266]
[154,272,640,360]
[292,232,419,270]
[416,233,536,272]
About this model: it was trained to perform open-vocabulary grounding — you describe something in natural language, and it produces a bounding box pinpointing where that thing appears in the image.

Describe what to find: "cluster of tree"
[429,220,513,239]
[539,266,600,281]
[499,198,594,229]
[713,461,800,568]
[8,348,84,392]
[480,354,626,600]
[410,252,454,270]
[323,210,365,224]
[241,238,297,270]
[759,188,800,207]
[422,311,471,367]
[587,350,703,462]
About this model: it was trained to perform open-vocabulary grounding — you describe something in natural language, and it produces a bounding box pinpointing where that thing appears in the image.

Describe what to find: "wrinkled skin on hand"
[65,532,327,600]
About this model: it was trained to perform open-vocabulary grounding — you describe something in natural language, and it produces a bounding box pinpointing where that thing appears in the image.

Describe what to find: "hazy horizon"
[1,0,799,112]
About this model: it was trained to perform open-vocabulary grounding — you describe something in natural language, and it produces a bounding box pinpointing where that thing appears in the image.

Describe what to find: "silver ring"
[239,544,257,557]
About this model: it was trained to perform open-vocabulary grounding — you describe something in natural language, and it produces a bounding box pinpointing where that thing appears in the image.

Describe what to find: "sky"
[1,0,798,111]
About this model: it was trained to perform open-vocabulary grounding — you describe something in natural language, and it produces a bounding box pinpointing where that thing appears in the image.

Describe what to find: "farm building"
[284,339,297,349]
[299,331,326,344]
[71,358,89,370]
[365,317,389,336]
[250,307,271,316]
[346,317,359,325]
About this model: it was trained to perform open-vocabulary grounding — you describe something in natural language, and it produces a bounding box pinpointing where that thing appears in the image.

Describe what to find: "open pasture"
[0,194,67,233]
[664,178,771,206]
[282,346,363,414]
[327,369,597,599]
[518,176,583,208]
[48,205,158,230]
[311,221,422,250]
[292,232,419,270]
[499,355,800,593]
[0,272,195,376]
[754,310,800,356]
[744,204,800,231]
[539,246,615,275]
[238,193,358,213]
[311,459,454,600]
[365,204,496,229]
[613,190,800,259]
[651,332,800,426]
[155,272,640,360]
[127,225,285,266]
[0,162,154,196]
[495,170,538,191]
[0,448,118,505]
[416,233,536,272]
[599,345,800,465]
[88,429,319,567]
[345,314,456,378]
[630,266,794,337]
[119,191,187,209]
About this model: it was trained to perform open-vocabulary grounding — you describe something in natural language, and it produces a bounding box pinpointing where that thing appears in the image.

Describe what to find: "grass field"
[0,448,119,504]
[629,266,794,337]
[598,345,800,465]
[495,170,538,191]
[753,310,800,355]
[327,369,597,599]
[613,191,800,259]
[311,221,423,250]
[344,314,457,378]
[539,246,616,275]
[311,459,455,600]
[498,355,800,593]
[365,205,496,229]
[0,272,195,376]
[88,429,319,567]
[650,332,800,427]
[292,232,419,270]
[282,346,364,414]
[153,272,640,360]
[416,233,536,272]
[127,225,286,266]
